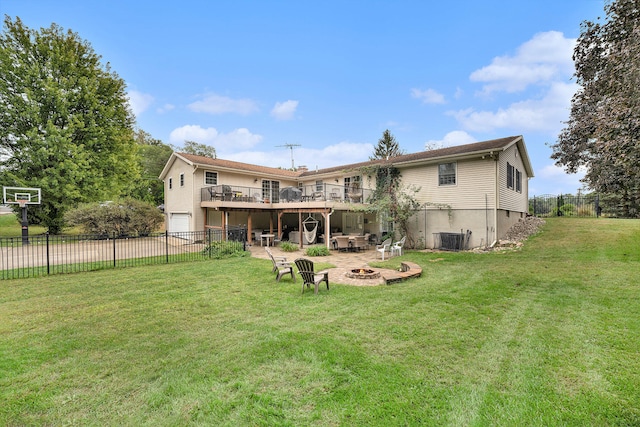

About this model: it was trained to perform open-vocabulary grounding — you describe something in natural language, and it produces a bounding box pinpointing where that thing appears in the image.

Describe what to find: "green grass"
[1,218,639,425]
[0,214,80,237]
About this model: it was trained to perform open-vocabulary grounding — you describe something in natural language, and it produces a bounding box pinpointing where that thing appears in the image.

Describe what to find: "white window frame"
[438,162,456,186]
[179,173,185,187]
[205,171,218,186]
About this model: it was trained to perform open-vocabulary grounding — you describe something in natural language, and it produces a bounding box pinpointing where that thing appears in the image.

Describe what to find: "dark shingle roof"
[299,135,525,177]
[167,136,531,179]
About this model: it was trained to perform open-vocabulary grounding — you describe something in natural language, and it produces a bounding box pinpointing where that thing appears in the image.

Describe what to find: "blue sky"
[3,0,606,195]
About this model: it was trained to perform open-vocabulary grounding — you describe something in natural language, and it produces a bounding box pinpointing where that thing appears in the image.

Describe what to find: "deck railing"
[200,183,372,204]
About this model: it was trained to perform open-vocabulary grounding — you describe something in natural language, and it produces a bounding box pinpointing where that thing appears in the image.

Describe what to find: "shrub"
[65,198,164,236]
[279,241,298,252]
[306,245,330,257]
[202,241,248,259]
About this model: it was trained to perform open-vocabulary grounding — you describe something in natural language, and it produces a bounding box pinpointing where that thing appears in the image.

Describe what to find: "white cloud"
[127,90,154,116]
[470,31,575,94]
[411,88,445,104]
[450,81,577,134]
[270,100,299,120]
[169,125,262,151]
[531,163,587,195]
[157,103,175,114]
[425,131,476,150]
[188,93,259,115]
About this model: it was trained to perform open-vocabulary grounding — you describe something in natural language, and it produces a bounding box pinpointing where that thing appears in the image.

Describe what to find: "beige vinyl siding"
[498,145,528,213]
[401,158,497,210]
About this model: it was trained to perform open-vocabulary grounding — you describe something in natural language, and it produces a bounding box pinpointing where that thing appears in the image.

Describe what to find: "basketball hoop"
[16,199,28,209]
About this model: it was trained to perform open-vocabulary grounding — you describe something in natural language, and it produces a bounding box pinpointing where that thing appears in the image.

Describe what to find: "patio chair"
[294,258,329,294]
[363,233,371,249]
[334,235,351,252]
[265,247,295,282]
[352,235,367,252]
[376,238,392,260]
[391,236,406,256]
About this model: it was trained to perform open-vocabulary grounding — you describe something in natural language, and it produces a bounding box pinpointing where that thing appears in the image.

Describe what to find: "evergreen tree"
[370,129,404,160]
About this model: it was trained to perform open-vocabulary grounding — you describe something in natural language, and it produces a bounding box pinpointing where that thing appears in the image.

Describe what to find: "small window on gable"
[438,162,456,186]
[507,162,515,189]
[516,169,522,193]
[205,171,218,186]
[180,173,185,187]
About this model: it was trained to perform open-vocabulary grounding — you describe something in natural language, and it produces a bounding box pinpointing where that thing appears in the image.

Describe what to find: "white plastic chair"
[391,236,406,256]
[376,238,392,260]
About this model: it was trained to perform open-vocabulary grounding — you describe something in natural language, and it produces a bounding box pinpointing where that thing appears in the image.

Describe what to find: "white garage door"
[169,213,190,233]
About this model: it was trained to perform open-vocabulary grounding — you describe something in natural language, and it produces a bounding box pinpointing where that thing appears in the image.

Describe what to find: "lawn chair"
[294,258,329,294]
[265,247,295,282]
[376,238,392,260]
[391,236,406,256]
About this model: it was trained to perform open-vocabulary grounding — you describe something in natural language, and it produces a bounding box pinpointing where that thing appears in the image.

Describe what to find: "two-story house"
[159,135,533,249]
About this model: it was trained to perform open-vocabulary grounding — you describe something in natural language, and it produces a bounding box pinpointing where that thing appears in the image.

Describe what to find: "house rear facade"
[159,135,533,249]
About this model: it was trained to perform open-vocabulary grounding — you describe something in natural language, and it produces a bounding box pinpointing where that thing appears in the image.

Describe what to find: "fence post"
[165,230,169,264]
[113,233,117,268]
[46,232,50,275]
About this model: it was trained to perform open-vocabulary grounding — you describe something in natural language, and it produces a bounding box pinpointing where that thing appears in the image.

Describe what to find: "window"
[262,180,280,202]
[507,162,515,189]
[516,169,522,193]
[179,173,185,187]
[316,180,323,191]
[344,177,351,199]
[168,177,173,190]
[205,171,218,185]
[438,163,456,185]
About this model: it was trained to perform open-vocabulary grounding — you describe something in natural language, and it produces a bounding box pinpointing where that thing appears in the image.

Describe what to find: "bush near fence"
[0,227,247,280]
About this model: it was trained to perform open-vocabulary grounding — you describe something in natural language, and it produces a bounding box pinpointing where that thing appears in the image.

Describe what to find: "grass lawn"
[0,213,45,237]
[1,218,639,425]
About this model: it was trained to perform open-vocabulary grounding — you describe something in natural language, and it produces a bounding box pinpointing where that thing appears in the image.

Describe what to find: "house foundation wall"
[406,208,497,249]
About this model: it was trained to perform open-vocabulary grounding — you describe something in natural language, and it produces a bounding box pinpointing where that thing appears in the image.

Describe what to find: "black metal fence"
[529,194,601,218]
[0,227,247,280]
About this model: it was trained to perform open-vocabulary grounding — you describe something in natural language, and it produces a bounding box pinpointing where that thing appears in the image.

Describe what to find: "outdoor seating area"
[254,237,415,291]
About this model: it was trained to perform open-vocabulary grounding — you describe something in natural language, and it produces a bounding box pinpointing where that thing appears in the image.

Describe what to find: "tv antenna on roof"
[276,143,301,169]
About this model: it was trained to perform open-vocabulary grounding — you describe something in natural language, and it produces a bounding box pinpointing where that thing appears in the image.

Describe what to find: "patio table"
[261,234,275,247]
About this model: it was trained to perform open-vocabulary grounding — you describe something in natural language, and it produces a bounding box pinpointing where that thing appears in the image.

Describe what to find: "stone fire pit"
[345,268,381,280]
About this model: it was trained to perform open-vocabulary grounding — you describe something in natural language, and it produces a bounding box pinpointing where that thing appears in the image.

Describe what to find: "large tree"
[129,129,173,205]
[551,0,640,217]
[370,129,404,160]
[0,16,139,233]
[180,140,217,158]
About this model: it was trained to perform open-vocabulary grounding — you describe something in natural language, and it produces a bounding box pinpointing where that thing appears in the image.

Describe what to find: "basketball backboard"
[3,187,41,205]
